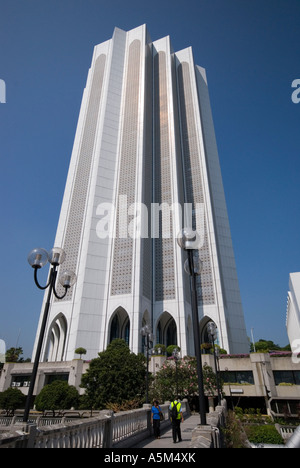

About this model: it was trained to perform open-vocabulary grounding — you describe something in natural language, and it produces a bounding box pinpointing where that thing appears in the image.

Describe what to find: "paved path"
[132,415,201,449]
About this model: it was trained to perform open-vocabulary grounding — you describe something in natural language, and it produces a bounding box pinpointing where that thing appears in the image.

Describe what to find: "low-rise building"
[0,352,299,418]
[217,352,300,417]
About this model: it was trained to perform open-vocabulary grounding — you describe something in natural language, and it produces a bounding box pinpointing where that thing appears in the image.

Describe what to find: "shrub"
[166,345,181,356]
[0,388,25,416]
[35,381,79,416]
[153,344,166,355]
[245,425,284,445]
[223,410,250,448]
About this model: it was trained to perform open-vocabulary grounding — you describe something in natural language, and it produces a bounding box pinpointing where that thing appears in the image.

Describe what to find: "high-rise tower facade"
[33,25,248,362]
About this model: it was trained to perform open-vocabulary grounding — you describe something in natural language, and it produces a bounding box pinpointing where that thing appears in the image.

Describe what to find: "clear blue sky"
[0,0,299,358]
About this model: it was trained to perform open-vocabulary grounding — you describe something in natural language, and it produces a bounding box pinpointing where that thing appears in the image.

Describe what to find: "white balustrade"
[0,402,189,448]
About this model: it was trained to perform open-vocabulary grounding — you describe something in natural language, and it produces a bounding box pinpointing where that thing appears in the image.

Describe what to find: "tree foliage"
[223,410,250,448]
[166,345,180,356]
[0,388,25,416]
[245,424,284,445]
[75,347,87,359]
[80,339,147,410]
[250,339,290,353]
[5,347,23,362]
[35,381,79,415]
[150,357,222,403]
[153,344,166,355]
[4,347,30,363]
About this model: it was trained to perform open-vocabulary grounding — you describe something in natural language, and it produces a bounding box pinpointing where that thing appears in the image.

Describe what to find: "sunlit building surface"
[33,25,248,361]
[286,272,300,349]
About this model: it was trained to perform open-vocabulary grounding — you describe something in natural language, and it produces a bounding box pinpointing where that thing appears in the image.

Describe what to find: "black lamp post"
[177,227,207,425]
[172,348,180,397]
[23,247,76,423]
[207,321,222,406]
[140,324,153,404]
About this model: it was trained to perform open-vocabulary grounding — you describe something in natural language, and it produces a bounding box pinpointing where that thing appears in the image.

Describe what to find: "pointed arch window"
[109,308,130,346]
[110,315,120,342]
[166,319,177,347]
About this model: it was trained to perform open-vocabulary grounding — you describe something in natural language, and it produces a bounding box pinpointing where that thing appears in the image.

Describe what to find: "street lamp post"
[225,367,234,410]
[140,324,153,404]
[207,321,222,406]
[177,228,207,425]
[23,247,76,423]
[172,348,180,397]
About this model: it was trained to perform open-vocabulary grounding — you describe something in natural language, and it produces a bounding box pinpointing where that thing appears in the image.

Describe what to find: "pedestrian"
[169,398,184,443]
[151,400,163,439]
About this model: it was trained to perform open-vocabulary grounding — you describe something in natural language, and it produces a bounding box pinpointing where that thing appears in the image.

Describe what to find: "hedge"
[245,425,284,445]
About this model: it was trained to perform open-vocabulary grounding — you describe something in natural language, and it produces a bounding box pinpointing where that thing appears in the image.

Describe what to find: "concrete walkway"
[132,414,201,449]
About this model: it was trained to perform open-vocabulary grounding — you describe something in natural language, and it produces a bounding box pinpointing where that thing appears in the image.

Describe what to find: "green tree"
[35,381,79,416]
[80,339,147,410]
[251,339,281,353]
[5,347,23,362]
[150,357,222,402]
[75,347,87,359]
[166,345,181,356]
[0,388,25,416]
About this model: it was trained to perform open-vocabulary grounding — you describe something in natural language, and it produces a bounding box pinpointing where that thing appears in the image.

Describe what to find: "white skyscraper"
[33,25,249,362]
